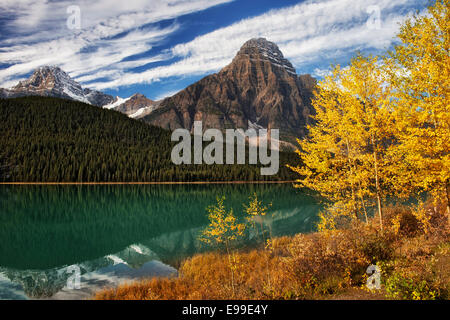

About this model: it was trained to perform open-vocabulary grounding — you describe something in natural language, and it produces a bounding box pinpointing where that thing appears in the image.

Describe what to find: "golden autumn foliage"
[290,0,450,230]
[199,196,245,296]
[387,0,450,210]
[245,192,270,218]
[244,193,272,244]
[200,196,245,246]
[288,55,394,231]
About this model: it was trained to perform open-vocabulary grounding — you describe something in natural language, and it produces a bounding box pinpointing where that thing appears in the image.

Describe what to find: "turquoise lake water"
[0,183,322,299]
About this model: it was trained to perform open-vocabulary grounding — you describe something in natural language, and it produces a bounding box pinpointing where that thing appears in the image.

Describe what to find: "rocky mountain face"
[83,88,116,107]
[0,66,115,107]
[142,38,316,144]
[115,93,152,114]
[110,93,158,118]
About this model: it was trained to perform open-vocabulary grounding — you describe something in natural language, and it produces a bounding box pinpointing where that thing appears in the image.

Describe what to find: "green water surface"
[0,184,321,299]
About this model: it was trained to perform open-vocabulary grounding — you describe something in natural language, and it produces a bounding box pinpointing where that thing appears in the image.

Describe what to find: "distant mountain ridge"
[0,38,316,144]
[0,66,159,118]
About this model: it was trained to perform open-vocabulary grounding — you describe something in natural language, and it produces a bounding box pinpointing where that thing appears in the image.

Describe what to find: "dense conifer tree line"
[0,97,298,182]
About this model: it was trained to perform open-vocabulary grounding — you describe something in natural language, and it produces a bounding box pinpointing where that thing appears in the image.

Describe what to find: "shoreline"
[0,180,297,185]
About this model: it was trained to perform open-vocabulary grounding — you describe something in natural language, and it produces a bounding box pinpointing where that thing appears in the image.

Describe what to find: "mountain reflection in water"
[0,184,321,299]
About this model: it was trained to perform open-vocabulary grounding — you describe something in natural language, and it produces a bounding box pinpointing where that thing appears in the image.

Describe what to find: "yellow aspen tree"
[288,70,356,221]
[339,55,394,232]
[388,0,450,212]
[289,55,394,231]
[244,192,271,243]
[244,193,273,287]
[200,196,246,297]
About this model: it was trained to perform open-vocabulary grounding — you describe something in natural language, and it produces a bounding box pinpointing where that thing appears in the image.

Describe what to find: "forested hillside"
[0,97,298,182]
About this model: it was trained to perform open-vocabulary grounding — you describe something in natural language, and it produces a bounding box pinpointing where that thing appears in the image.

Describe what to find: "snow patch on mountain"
[129,105,157,119]
[248,120,265,131]
[106,255,128,266]
[103,96,131,109]
[62,86,90,104]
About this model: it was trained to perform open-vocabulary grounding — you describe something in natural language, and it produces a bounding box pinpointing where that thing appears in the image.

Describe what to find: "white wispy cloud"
[0,0,424,91]
[0,0,234,87]
[87,0,424,90]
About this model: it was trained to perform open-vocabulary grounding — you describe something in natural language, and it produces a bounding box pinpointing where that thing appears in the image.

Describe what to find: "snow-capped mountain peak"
[15,66,88,102]
[1,66,114,106]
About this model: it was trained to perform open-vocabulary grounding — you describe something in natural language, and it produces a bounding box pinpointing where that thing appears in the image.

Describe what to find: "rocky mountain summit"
[0,66,115,106]
[142,38,316,143]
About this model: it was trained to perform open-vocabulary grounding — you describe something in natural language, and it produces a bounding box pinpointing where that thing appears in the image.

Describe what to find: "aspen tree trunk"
[446,180,450,229]
[356,174,369,224]
[345,139,358,218]
[359,191,369,224]
[371,134,383,232]
[446,179,450,215]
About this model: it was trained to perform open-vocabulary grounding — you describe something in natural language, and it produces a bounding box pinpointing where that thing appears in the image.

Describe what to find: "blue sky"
[0,0,427,100]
